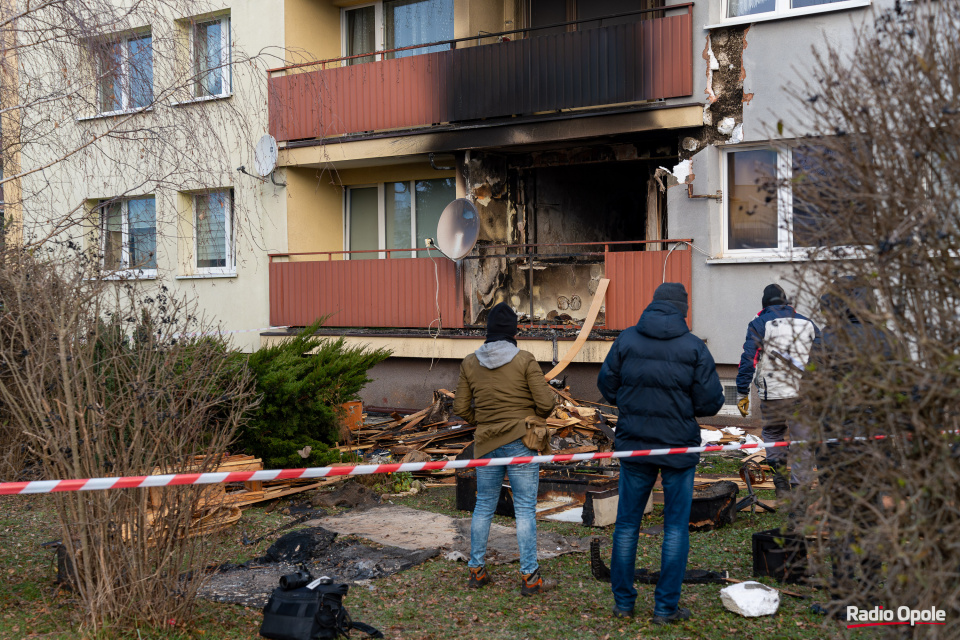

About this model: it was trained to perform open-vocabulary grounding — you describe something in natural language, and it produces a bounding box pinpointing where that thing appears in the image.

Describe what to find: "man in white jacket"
[736,284,820,497]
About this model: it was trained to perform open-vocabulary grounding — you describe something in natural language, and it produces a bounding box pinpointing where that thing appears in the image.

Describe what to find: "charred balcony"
[267,240,693,332]
[267,4,694,143]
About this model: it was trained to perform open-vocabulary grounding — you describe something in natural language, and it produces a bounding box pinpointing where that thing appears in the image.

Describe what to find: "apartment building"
[12,0,889,412]
[259,0,886,413]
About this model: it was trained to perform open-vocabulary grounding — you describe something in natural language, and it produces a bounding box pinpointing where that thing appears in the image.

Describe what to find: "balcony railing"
[268,241,693,332]
[268,3,694,142]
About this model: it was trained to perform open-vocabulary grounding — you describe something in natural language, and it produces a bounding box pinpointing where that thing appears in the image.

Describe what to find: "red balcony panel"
[269,257,463,329]
[269,7,693,142]
[603,249,692,331]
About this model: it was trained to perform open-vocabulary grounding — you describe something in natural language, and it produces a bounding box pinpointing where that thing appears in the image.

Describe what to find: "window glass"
[728,149,779,250]
[99,41,123,112]
[195,19,227,96]
[530,0,568,37]
[128,197,157,269]
[791,145,830,248]
[578,0,655,30]
[385,182,412,254]
[384,0,454,59]
[792,0,846,7]
[129,35,153,108]
[349,187,379,259]
[196,192,229,268]
[103,202,123,268]
[346,5,377,65]
[415,177,455,250]
[727,0,776,17]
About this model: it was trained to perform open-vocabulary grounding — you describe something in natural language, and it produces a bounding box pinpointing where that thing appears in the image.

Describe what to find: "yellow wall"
[285,168,344,259]
[284,0,341,63]
[284,163,456,259]
[334,162,454,186]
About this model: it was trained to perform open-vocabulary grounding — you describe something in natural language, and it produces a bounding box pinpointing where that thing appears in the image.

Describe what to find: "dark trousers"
[611,461,695,617]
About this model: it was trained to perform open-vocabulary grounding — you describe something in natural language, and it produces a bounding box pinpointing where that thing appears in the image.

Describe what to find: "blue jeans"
[611,461,695,617]
[469,438,540,575]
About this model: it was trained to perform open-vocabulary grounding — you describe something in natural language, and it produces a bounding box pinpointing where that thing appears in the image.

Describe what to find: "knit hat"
[485,302,518,345]
[762,283,789,308]
[653,282,688,317]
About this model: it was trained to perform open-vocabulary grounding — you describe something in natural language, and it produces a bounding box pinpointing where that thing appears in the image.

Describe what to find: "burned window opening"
[463,152,674,327]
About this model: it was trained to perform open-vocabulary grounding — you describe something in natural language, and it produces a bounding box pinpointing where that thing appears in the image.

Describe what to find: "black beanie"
[485,302,518,345]
[653,282,688,317]
[762,283,788,308]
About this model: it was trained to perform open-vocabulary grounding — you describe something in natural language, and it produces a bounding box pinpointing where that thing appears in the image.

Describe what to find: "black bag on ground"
[260,575,383,640]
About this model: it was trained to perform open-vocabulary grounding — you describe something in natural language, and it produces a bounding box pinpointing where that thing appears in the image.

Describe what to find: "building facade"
[12,0,891,416]
[261,0,889,416]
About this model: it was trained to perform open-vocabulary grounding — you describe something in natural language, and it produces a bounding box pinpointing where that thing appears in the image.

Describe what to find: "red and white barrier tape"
[0,440,802,496]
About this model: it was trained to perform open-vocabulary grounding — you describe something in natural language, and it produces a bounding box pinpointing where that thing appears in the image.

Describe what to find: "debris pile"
[137,454,339,540]
[342,387,620,467]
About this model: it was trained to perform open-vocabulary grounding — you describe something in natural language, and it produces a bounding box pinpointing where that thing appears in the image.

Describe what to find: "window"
[342,0,454,65]
[528,0,663,36]
[98,31,153,113]
[193,16,231,97]
[195,190,233,273]
[724,145,838,254]
[100,196,157,273]
[724,0,868,21]
[345,178,456,258]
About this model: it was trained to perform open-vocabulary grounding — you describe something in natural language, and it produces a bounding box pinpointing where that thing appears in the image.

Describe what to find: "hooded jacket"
[736,304,821,400]
[597,301,725,469]
[453,342,556,458]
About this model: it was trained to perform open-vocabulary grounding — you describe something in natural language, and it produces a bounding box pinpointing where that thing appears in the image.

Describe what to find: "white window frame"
[99,196,157,278]
[341,2,384,64]
[194,189,234,275]
[345,180,449,259]
[97,30,153,115]
[715,0,871,28]
[721,143,864,261]
[192,15,232,98]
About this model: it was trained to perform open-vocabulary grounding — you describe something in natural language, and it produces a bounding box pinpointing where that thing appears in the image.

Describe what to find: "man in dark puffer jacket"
[597,283,724,625]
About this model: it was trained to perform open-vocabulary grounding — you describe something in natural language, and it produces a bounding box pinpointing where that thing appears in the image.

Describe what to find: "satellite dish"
[435,198,479,260]
[254,134,278,177]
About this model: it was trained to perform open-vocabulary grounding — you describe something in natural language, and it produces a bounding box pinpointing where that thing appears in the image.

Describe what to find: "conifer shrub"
[238,321,391,468]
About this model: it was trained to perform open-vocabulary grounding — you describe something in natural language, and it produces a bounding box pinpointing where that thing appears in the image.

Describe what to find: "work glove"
[737,394,750,418]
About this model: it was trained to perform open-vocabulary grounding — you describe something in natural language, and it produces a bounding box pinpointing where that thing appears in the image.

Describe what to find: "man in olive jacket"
[453,302,556,596]
[597,283,724,625]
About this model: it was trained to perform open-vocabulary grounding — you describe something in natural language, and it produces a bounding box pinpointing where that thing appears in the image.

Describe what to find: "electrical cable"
[661,240,712,283]
[425,244,442,371]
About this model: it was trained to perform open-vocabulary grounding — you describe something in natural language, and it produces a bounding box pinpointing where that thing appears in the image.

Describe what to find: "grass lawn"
[0,457,869,639]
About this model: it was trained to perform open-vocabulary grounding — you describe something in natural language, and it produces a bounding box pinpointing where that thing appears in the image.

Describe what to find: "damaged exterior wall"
[664,2,893,368]
[460,147,672,326]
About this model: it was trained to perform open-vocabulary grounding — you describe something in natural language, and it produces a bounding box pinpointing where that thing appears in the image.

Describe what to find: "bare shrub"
[778,1,960,634]
[0,245,257,631]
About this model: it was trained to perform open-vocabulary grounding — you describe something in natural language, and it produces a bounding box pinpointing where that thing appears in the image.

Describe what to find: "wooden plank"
[544,278,609,380]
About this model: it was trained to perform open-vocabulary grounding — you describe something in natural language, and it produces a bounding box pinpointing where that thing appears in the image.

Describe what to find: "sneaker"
[612,606,634,619]
[651,607,691,625]
[467,566,491,589]
[519,568,557,596]
[773,474,791,499]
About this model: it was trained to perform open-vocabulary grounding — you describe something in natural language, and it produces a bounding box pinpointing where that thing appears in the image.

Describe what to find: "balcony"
[268,242,693,332]
[268,4,694,143]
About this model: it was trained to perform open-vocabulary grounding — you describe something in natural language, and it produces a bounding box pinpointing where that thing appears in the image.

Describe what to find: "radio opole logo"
[846,606,946,629]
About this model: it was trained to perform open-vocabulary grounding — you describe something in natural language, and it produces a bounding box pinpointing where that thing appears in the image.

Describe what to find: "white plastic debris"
[722,427,744,437]
[444,551,468,562]
[700,429,723,447]
[744,434,764,446]
[717,117,737,136]
[720,581,780,617]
